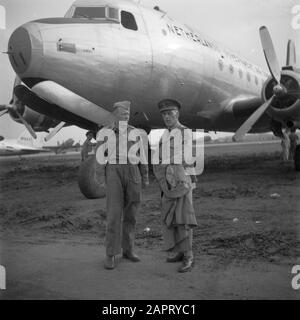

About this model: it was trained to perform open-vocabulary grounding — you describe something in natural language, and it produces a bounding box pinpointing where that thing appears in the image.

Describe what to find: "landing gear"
[295,145,300,171]
[78,155,106,199]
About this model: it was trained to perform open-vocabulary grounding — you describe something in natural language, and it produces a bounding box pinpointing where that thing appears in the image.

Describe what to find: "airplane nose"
[8,23,43,76]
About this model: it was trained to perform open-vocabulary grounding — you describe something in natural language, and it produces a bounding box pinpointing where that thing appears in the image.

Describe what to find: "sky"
[0,0,299,143]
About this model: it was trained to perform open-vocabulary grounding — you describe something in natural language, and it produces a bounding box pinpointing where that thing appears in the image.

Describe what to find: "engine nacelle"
[262,69,300,127]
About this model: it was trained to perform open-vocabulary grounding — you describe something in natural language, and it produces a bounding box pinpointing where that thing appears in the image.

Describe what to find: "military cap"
[158,99,181,113]
[112,101,131,113]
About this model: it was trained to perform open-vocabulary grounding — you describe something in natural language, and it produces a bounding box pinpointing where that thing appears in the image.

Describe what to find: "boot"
[166,252,184,263]
[123,251,140,262]
[104,255,115,270]
[178,253,194,273]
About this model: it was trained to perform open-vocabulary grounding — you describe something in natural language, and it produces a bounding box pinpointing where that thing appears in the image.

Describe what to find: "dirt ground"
[0,141,300,299]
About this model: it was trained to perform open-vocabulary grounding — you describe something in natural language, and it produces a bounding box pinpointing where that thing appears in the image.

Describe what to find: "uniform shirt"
[155,122,196,176]
[96,123,149,182]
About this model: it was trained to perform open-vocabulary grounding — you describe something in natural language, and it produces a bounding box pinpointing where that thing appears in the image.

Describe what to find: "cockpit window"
[121,11,138,31]
[108,8,119,20]
[73,6,119,21]
[73,7,106,19]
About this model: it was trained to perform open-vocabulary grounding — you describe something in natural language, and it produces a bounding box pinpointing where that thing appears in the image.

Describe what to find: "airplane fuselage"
[8,0,272,133]
[0,141,44,156]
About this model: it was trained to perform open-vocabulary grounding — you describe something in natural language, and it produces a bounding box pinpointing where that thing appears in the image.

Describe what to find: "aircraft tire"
[78,155,106,199]
[295,145,300,171]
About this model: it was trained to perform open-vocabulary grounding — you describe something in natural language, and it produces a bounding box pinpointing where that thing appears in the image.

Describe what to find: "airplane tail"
[17,130,46,148]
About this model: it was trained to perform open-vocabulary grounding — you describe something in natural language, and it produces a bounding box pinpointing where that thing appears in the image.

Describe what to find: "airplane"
[50,138,75,154]
[0,0,299,198]
[0,130,49,156]
[0,130,76,156]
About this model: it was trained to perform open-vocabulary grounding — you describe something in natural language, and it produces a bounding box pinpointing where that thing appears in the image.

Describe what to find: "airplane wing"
[18,147,50,154]
[0,145,50,156]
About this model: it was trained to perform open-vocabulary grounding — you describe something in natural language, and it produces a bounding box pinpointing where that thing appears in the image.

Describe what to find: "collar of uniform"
[167,121,185,132]
[113,124,135,133]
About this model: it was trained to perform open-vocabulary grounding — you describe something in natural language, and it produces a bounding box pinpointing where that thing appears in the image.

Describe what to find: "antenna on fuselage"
[154,6,167,18]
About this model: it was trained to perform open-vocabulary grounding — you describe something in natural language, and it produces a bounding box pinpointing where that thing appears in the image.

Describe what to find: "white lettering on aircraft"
[166,23,267,77]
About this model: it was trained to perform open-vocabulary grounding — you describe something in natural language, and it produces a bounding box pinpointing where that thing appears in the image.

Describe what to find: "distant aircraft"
[0,130,48,156]
[1,0,299,197]
[51,138,75,154]
[0,130,75,156]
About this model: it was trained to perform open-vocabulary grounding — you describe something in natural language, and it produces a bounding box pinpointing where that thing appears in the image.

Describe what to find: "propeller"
[14,108,37,139]
[260,26,281,84]
[0,76,22,117]
[233,26,298,141]
[0,103,13,118]
[233,97,275,142]
[0,76,37,139]
[0,108,9,117]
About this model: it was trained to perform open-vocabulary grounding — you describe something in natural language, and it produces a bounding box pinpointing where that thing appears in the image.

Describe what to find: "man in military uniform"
[289,128,299,160]
[97,101,149,270]
[154,99,198,273]
[81,130,94,161]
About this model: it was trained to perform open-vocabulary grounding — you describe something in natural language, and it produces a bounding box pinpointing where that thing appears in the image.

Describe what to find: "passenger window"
[229,64,234,74]
[247,72,251,82]
[239,69,243,78]
[121,11,138,31]
[255,76,258,85]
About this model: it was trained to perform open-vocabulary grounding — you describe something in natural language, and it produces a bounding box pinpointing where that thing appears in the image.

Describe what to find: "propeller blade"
[0,104,10,111]
[259,26,281,84]
[14,109,37,139]
[286,40,296,67]
[0,109,8,117]
[0,104,13,117]
[233,96,274,142]
[44,121,66,142]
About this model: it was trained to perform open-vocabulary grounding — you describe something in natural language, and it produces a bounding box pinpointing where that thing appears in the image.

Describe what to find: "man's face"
[161,109,179,128]
[87,133,93,140]
[115,108,130,122]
